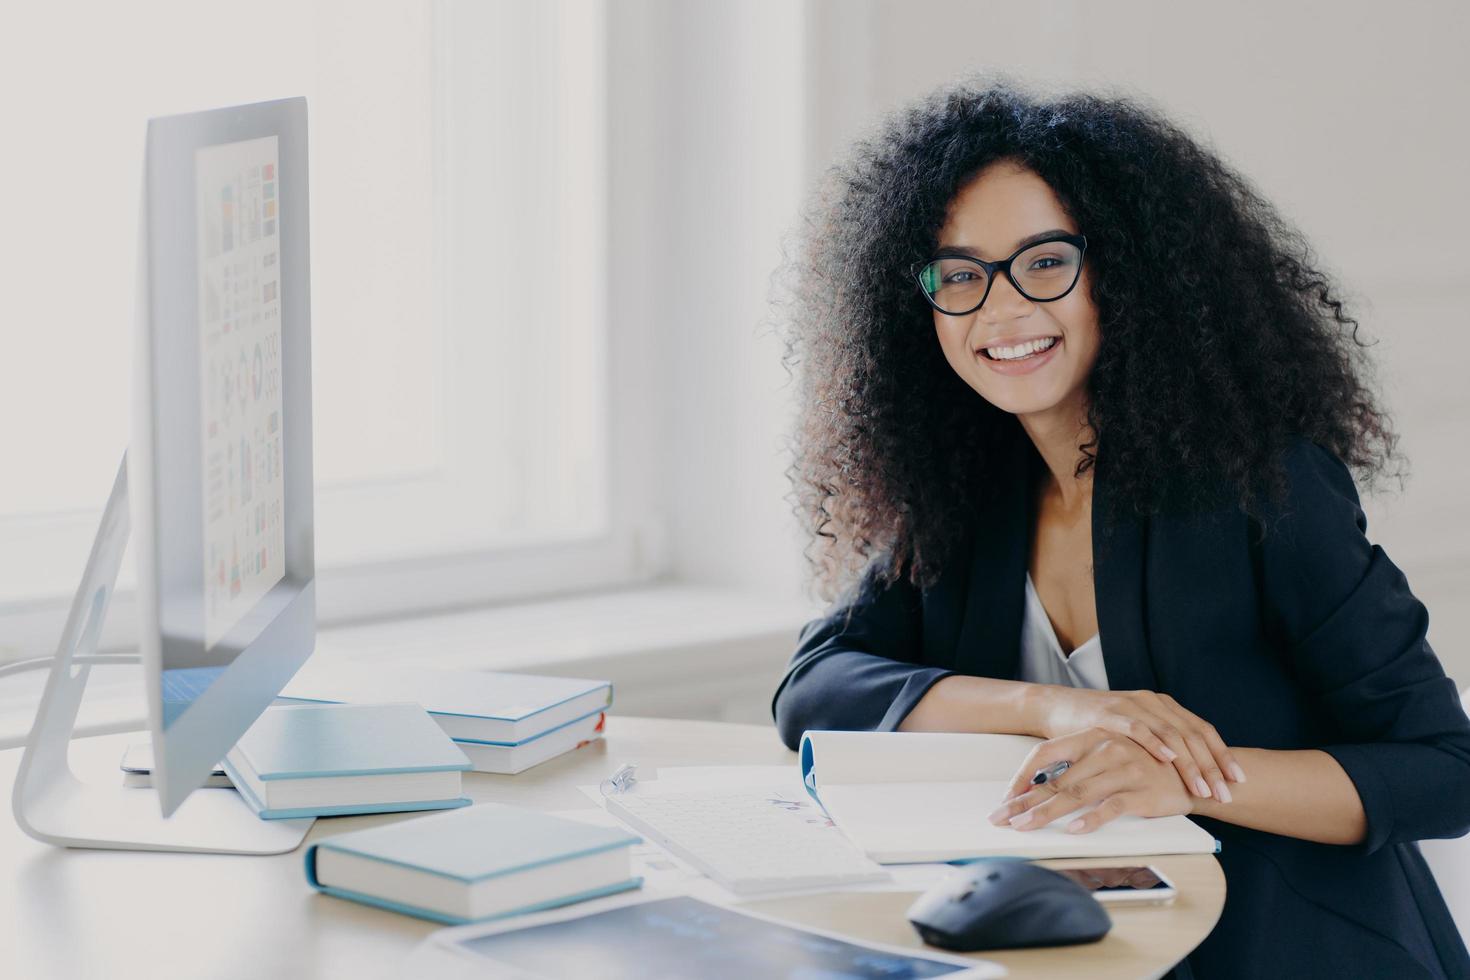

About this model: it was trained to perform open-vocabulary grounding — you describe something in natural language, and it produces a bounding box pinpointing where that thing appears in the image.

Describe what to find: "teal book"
[304,803,643,924]
[222,702,472,820]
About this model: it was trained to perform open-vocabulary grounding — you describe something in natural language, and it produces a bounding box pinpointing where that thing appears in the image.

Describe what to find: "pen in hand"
[1032,760,1071,786]
[989,759,1073,826]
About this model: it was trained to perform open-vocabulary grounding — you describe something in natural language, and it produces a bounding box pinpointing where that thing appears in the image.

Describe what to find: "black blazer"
[771,428,1470,980]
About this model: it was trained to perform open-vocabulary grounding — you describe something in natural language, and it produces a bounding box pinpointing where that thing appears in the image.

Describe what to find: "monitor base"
[10,454,313,854]
[17,766,313,854]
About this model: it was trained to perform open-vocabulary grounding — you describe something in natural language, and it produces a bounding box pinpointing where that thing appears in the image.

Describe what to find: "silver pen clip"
[599,763,638,797]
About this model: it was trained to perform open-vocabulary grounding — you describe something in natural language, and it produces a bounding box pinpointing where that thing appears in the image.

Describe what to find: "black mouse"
[907,858,1112,951]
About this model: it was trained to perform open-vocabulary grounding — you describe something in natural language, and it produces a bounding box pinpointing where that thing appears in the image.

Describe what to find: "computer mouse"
[907,858,1112,951]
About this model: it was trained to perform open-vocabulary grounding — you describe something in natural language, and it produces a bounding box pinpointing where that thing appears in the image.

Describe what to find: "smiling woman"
[771,76,1470,980]
[925,171,1101,419]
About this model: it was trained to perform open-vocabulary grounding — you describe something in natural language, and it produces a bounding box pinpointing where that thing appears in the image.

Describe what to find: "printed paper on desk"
[550,805,948,904]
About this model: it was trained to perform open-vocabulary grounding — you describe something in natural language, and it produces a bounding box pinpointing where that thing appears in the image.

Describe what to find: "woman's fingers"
[1000,728,1109,802]
[1159,692,1246,784]
[1101,712,1178,766]
[1149,694,1240,800]
[1120,691,1243,800]
[1104,711,1211,800]
[1145,713,1214,800]
[1179,725,1231,803]
[992,748,1112,825]
[1003,764,1137,831]
[1005,691,1243,809]
[1038,689,1243,801]
[1063,791,1144,834]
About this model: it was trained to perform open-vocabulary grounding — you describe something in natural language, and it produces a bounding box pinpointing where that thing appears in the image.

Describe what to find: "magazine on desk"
[800,730,1220,864]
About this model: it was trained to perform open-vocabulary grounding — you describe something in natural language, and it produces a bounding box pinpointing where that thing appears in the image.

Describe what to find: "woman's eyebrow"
[936,228,1072,258]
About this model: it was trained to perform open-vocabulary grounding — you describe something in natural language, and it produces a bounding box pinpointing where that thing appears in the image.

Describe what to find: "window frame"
[0,0,666,665]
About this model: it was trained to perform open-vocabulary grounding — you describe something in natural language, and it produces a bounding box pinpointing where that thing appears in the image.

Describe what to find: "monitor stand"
[10,454,313,854]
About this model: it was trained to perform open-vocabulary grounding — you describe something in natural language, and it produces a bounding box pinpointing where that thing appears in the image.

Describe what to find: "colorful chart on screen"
[196,136,286,651]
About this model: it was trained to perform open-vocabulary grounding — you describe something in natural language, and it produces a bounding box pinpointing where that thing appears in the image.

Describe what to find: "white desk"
[1,717,1224,979]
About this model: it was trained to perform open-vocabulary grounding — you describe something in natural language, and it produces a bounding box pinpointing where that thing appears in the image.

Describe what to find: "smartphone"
[1055,865,1178,905]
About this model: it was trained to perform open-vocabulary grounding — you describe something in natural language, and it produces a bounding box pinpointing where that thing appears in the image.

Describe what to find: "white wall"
[607,1,812,601]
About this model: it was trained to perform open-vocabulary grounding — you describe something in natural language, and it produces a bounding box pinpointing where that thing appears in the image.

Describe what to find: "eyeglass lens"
[919,239,1082,314]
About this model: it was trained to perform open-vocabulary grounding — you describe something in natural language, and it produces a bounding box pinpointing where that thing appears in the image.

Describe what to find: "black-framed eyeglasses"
[911,233,1088,316]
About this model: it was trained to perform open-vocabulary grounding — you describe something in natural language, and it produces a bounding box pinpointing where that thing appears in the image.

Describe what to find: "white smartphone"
[1055,865,1178,905]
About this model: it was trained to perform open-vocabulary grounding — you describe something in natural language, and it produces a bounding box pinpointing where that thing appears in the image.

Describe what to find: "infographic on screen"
[196,136,285,650]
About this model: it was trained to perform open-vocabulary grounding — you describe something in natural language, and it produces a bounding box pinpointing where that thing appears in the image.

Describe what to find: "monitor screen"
[195,136,287,651]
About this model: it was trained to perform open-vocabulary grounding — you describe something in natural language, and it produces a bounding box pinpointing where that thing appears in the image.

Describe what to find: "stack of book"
[223,702,472,820]
[280,661,612,774]
[304,802,642,924]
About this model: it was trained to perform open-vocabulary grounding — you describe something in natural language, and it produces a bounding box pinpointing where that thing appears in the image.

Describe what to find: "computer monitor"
[12,98,318,853]
[137,97,316,817]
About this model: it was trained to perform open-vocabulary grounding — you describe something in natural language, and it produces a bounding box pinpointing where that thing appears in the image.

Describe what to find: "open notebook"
[800,730,1220,864]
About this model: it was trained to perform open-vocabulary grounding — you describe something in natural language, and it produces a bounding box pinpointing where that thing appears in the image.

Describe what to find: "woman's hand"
[985,727,1195,833]
[1032,685,1244,802]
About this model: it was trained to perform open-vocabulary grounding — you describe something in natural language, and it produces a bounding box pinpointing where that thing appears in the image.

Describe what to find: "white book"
[455,711,606,775]
[305,803,642,925]
[280,659,612,744]
[800,730,1220,864]
[222,702,472,820]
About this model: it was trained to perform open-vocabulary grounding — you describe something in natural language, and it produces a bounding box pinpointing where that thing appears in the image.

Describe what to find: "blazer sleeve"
[770,556,953,751]
[1257,438,1470,855]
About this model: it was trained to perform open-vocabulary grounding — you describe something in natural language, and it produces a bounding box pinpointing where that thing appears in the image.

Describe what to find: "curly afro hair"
[777,73,1402,603]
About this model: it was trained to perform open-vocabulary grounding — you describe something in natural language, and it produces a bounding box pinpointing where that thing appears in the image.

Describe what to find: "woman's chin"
[976,388,1071,419]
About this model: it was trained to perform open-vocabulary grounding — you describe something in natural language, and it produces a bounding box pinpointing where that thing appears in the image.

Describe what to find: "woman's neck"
[1018,403,1095,513]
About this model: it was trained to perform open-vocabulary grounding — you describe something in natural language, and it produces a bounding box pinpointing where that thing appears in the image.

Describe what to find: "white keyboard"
[604,790,890,896]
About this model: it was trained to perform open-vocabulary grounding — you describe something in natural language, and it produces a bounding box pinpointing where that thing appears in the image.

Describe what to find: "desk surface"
[2,717,1224,980]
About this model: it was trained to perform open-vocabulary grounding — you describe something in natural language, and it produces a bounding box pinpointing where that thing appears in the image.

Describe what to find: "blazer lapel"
[951,433,1036,680]
[1092,450,1159,692]
[950,430,1161,694]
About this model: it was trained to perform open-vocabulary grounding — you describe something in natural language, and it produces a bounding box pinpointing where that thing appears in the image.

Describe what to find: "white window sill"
[0,583,823,749]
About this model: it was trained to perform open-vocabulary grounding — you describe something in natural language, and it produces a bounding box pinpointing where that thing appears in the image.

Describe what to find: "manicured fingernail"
[1010,812,1033,828]
[1195,777,1211,798]
[1216,783,1233,804]
[1066,818,1086,833]
[987,807,1009,825]
[1230,764,1246,783]
[1161,747,1178,761]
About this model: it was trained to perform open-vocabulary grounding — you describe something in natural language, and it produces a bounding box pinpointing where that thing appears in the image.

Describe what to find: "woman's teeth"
[985,337,1058,361]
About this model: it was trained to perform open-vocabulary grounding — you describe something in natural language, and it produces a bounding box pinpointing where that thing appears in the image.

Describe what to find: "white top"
[1018,572,1110,691]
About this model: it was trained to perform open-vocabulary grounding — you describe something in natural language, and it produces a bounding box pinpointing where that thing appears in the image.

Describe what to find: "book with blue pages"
[304,802,643,924]
[455,711,606,775]
[222,702,472,820]
[279,659,613,750]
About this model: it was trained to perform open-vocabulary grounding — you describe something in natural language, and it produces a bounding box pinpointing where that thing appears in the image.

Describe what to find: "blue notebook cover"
[224,703,472,819]
[304,803,643,924]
